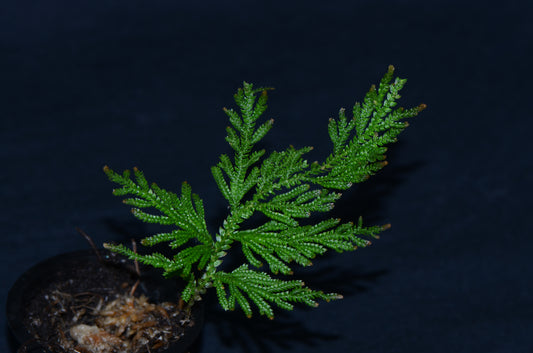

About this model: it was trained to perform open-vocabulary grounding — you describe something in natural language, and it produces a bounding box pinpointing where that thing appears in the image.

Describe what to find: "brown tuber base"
[8,250,204,353]
[31,289,190,353]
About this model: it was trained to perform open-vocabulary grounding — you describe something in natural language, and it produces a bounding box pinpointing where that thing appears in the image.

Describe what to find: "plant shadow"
[202,265,387,353]
[206,305,339,353]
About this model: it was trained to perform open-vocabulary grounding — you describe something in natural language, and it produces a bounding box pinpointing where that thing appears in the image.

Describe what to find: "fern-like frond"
[234,218,384,274]
[103,243,175,275]
[214,265,340,319]
[310,65,426,189]
[213,84,275,208]
[103,242,212,279]
[103,166,212,246]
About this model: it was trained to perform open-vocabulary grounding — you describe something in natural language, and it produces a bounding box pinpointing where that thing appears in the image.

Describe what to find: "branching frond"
[233,218,385,275]
[310,65,426,189]
[104,167,212,246]
[213,83,275,208]
[103,243,175,276]
[214,265,340,319]
[103,67,424,318]
[103,166,215,283]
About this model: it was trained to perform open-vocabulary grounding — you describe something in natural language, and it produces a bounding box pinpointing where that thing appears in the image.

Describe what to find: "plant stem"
[186,209,242,309]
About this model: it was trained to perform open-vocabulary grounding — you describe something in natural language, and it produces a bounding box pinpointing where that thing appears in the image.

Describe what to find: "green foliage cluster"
[103,65,425,319]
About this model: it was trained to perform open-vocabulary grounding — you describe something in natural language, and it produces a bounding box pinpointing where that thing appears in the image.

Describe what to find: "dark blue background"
[2,1,532,352]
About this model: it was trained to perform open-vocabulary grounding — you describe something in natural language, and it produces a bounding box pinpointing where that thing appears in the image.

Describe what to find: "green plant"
[103,65,426,319]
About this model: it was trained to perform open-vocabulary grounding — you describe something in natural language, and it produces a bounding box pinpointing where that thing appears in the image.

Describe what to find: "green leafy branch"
[213,265,340,319]
[233,217,386,276]
[103,66,425,319]
[311,65,426,188]
[102,167,212,278]
[211,83,275,210]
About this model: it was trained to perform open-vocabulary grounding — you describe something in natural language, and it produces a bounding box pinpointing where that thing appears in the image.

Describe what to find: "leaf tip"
[382,223,392,231]
[418,103,427,112]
